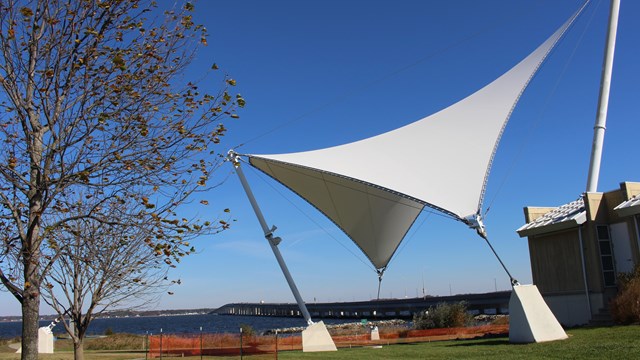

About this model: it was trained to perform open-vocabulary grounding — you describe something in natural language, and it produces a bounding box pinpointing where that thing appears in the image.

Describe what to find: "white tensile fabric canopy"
[246,10,579,271]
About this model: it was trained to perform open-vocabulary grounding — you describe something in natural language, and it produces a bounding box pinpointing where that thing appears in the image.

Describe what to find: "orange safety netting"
[146,324,508,357]
[147,333,277,358]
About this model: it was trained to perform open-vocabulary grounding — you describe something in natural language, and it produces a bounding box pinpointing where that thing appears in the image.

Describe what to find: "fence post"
[145,332,148,360]
[240,327,243,360]
[160,328,163,360]
[275,330,278,360]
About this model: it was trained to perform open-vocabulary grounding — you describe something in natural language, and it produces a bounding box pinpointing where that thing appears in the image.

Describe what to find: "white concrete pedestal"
[302,321,337,352]
[15,327,54,354]
[371,327,380,341]
[509,284,568,343]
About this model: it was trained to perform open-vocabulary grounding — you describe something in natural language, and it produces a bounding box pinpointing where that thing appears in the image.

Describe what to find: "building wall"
[545,295,586,326]
[522,182,640,326]
[528,229,584,294]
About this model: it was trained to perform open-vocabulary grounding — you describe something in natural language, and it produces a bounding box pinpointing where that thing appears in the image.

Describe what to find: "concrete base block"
[16,327,54,354]
[509,284,568,343]
[38,327,54,353]
[302,321,337,352]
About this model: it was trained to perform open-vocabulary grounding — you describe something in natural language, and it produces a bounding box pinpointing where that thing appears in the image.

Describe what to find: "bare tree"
[42,192,216,360]
[0,1,242,358]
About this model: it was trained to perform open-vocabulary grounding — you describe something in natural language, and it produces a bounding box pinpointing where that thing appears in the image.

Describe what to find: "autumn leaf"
[20,7,34,17]
[112,54,126,70]
[200,200,209,205]
[236,94,246,107]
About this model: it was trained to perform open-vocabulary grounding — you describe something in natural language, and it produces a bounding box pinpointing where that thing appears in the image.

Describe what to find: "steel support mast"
[586,0,620,193]
[228,151,313,325]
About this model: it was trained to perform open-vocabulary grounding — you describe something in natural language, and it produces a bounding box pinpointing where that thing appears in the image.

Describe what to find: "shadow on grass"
[446,339,511,347]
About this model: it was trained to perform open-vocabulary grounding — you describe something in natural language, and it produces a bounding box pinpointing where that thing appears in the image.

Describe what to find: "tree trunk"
[73,339,85,360]
[21,289,40,360]
[21,214,42,360]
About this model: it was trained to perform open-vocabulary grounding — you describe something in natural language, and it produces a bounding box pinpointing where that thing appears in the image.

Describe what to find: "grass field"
[1,325,638,359]
[279,325,640,359]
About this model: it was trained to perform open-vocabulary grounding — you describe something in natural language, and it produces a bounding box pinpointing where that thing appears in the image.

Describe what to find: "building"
[517,182,640,326]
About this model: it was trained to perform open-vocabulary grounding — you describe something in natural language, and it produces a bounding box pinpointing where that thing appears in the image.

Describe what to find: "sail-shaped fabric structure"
[246,9,580,271]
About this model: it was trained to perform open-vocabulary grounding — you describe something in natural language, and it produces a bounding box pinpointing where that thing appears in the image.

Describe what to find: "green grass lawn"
[279,326,640,360]
[1,325,638,359]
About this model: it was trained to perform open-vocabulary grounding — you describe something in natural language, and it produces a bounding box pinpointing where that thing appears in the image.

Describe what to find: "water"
[0,314,356,339]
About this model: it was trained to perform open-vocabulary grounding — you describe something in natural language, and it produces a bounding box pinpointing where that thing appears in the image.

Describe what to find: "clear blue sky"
[1,0,639,316]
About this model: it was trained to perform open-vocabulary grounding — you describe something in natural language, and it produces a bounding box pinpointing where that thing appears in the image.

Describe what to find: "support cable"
[480,233,519,286]
[384,211,432,271]
[466,214,518,286]
[232,2,542,151]
[376,269,384,301]
[483,0,601,218]
[241,157,377,274]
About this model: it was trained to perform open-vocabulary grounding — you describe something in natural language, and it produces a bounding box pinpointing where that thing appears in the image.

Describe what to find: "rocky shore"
[262,315,507,336]
[262,319,407,335]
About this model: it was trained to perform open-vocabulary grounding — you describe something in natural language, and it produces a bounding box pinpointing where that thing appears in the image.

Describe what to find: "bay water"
[0,314,355,339]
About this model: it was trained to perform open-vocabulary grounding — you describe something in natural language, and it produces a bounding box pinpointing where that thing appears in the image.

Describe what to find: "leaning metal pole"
[228,151,313,325]
[586,0,620,193]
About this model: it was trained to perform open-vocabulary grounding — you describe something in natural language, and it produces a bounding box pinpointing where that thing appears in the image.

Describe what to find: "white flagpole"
[586,0,620,193]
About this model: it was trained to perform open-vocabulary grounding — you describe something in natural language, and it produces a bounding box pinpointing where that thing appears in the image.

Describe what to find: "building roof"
[517,197,586,237]
[614,194,640,217]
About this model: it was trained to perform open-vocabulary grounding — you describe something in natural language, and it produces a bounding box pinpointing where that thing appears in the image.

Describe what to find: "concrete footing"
[302,321,337,352]
[509,284,568,343]
[15,327,54,354]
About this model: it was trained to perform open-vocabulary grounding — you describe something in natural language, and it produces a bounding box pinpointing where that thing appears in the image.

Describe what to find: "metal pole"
[634,215,640,257]
[275,330,279,360]
[481,234,519,286]
[586,0,620,193]
[159,328,163,360]
[578,226,592,320]
[229,151,313,325]
[200,326,203,360]
[240,327,243,360]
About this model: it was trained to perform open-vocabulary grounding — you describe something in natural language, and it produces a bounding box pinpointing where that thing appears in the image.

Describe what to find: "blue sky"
[2,0,639,316]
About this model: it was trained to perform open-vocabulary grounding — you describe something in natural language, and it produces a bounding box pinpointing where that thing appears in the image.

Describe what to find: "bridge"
[214,290,511,319]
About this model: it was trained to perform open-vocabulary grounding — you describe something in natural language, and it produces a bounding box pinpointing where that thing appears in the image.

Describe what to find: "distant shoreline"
[0,309,218,324]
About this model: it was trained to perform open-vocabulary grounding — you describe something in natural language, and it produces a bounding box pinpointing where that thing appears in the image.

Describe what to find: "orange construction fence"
[146,324,508,357]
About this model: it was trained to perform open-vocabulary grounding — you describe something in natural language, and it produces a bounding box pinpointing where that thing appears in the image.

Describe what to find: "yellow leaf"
[20,7,33,17]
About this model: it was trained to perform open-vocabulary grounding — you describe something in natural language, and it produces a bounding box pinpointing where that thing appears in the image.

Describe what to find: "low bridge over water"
[214,290,511,319]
